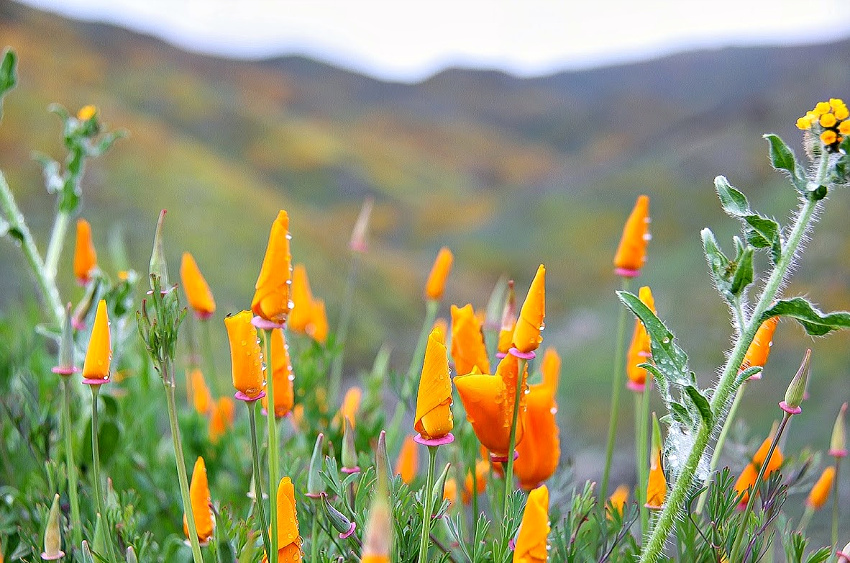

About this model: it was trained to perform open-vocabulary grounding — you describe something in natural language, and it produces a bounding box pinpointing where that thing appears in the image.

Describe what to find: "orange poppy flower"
[645,448,667,509]
[607,485,629,520]
[271,477,302,562]
[425,247,453,301]
[455,354,527,459]
[394,435,418,484]
[189,368,213,415]
[740,317,779,378]
[513,485,550,562]
[209,397,235,443]
[734,463,758,506]
[183,457,214,544]
[497,280,517,355]
[512,265,545,354]
[626,286,656,392]
[514,378,559,490]
[251,211,293,325]
[82,300,111,381]
[308,299,328,344]
[74,218,98,284]
[443,478,459,506]
[413,328,453,441]
[180,252,216,319]
[451,304,490,376]
[340,387,362,429]
[752,434,783,475]
[288,264,314,333]
[806,466,835,510]
[462,459,489,504]
[261,329,295,418]
[614,195,650,277]
[225,311,264,400]
[539,348,561,390]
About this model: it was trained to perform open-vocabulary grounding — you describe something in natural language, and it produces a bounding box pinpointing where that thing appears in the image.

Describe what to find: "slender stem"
[635,387,650,537]
[797,506,814,534]
[640,194,820,563]
[263,329,279,563]
[248,401,272,558]
[200,319,221,396]
[90,385,118,563]
[471,452,479,524]
[0,171,64,325]
[832,458,841,547]
[44,209,71,282]
[696,381,747,514]
[404,300,440,401]
[418,445,438,562]
[63,379,82,549]
[601,277,631,506]
[311,503,320,562]
[502,357,527,519]
[164,375,204,563]
[730,413,791,561]
[330,253,360,401]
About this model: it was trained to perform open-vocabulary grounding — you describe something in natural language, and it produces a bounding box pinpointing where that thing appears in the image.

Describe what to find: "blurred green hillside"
[1,0,849,456]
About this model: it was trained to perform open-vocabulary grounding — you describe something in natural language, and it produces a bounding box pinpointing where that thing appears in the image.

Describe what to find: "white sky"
[16,0,850,82]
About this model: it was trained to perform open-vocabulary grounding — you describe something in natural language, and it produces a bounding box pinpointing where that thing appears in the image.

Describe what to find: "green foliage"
[760,297,850,336]
[0,48,15,121]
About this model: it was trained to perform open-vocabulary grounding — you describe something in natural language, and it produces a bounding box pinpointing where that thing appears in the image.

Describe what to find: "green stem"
[263,329,280,563]
[0,171,64,325]
[601,277,631,507]
[502,357,527,520]
[471,451,479,524]
[636,383,651,537]
[797,506,814,534]
[330,253,360,402]
[311,503,320,562]
[248,401,272,559]
[200,319,221,396]
[730,413,791,561]
[832,458,841,548]
[418,445,438,562]
[164,373,204,563]
[90,385,118,563]
[63,379,82,549]
[696,381,747,514]
[640,193,820,563]
[44,208,71,282]
[404,300,440,401]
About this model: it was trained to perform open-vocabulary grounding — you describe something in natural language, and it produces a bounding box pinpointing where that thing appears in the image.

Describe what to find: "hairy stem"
[263,329,280,563]
[330,253,360,401]
[44,209,70,282]
[636,383,651,536]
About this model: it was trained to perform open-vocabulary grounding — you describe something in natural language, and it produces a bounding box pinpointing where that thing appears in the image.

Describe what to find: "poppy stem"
[262,328,280,563]
[730,412,791,561]
[163,373,204,563]
[418,445,439,562]
[502,357,526,520]
[797,506,814,534]
[63,378,82,549]
[634,384,650,536]
[247,401,272,559]
[200,318,221,396]
[832,458,842,547]
[601,277,631,508]
[90,384,119,563]
[330,252,360,402]
[44,207,70,282]
[311,503,320,562]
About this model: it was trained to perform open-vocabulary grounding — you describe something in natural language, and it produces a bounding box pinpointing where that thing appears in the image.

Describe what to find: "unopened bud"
[126,546,138,563]
[781,349,811,414]
[149,209,169,289]
[306,433,325,497]
[349,196,373,253]
[376,430,391,483]
[53,303,76,375]
[322,493,356,538]
[341,417,359,473]
[838,541,850,562]
[830,402,848,458]
[81,541,95,563]
[41,494,64,560]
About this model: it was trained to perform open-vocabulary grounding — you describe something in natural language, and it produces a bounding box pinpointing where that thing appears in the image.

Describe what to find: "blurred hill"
[1,0,849,451]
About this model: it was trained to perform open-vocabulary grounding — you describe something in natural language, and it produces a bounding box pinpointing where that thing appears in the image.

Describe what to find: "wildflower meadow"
[2,44,850,563]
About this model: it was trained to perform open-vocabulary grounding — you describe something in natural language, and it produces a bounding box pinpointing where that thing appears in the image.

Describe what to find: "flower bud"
[53,303,76,376]
[341,417,359,473]
[41,494,64,560]
[125,547,138,563]
[830,402,848,458]
[148,209,169,289]
[781,349,811,414]
[376,430,392,483]
[349,196,373,253]
[74,218,98,284]
[322,494,356,538]
[424,247,453,301]
[394,435,418,484]
[805,466,835,510]
[81,540,95,563]
[306,433,325,497]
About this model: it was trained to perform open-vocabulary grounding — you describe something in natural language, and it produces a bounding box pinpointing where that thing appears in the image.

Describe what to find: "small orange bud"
[607,485,629,520]
[645,449,666,509]
[82,300,111,381]
[424,247,453,301]
[340,387,362,429]
[251,211,293,324]
[225,311,264,399]
[734,463,758,506]
[190,368,213,415]
[413,328,453,441]
[450,304,490,376]
[183,457,215,544]
[740,317,778,378]
[614,195,650,276]
[512,265,545,354]
[77,105,97,121]
[626,286,655,392]
[394,435,418,484]
[208,397,234,443]
[805,466,835,510]
[74,219,98,284]
[180,252,216,319]
[752,433,783,475]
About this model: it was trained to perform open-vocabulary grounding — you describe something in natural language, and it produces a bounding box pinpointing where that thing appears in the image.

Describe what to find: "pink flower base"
[615,267,641,278]
[82,377,109,386]
[496,352,507,359]
[339,522,357,539]
[41,551,65,560]
[779,401,802,415]
[252,316,285,330]
[626,380,646,392]
[489,451,519,463]
[52,366,79,376]
[414,433,455,447]
[829,448,848,458]
[341,466,361,474]
[508,347,536,360]
[235,390,266,403]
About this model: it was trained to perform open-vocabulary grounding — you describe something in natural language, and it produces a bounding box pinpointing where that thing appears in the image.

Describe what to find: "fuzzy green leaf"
[702,228,731,292]
[669,401,693,427]
[641,363,671,403]
[744,215,782,263]
[764,133,807,192]
[684,385,712,427]
[760,297,850,336]
[730,245,754,295]
[734,366,762,389]
[715,176,750,217]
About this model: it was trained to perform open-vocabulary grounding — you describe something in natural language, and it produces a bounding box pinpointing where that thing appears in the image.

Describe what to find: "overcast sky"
[16,0,850,82]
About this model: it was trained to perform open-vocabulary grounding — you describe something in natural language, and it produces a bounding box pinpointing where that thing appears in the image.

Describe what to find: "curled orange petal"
[614,194,650,276]
[74,218,98,284]
[539,348,560,392]
[225,311,264,399]
[513,485,550,562]
[413,328,453,440]
[251,210,293,324]
[261,329,294,418]
[806,466,835,510]
[451,304,490,376]
[180,252,216,319]
[82,300,111,380]
[607,485,629,520]
[183,457,214,543]
[741,317,779,375]
[425,247,453,301]
[512,265,545,354]
[645,449,667,509]
[734,462,758,505]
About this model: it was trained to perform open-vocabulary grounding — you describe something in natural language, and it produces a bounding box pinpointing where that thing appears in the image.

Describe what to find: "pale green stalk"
[405,300,440,400]
[0,171,64,325]
[63,379,82,549]
[635,382,651,536]
[418,445,438,562]
[247,401,272,558]
[311,504,320,562]
[502,357,527,519]
[200,319,221,395]
[44,208,71,282]
[797,506,814,534]
[601,277,631,506]
[330,253,360,401]
[90,385,118,563]
[832,458,841,547]
[262,328,280,563]
[641,183,823,563]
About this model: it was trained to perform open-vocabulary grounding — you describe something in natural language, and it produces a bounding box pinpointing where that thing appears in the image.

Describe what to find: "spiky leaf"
[760,297,850,336]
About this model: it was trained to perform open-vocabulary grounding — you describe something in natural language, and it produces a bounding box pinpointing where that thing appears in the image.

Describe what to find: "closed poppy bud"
[626,286,655,392]
[614,195,650,277]
[252,211,293,324]
[497,280,517,355]
[752,432,784,475]
[513,485,550,562]
[261,329,294,418]
[180,252,216,319]
[514,378,560,490]
[288,264,314,333]
[82,300,111,381]
[414,328,454,441]
[361,479,391,563]
[183,457,215,544]
[782,349,811,414]
[734,463,758,506]
[830,402,848,458]
[225,311,264,399]
[41,494,64,560]
[512,265,545,354]
[341,417,359,473]
[271,477,302,562]
[308,299,328,344]
[740,317,778,378]
[444,478,459,506]
[209,396,235,443]
[306,434,325,498]
[806,466,835,510]
[645,449,666,509]
[425,247,453,301]
[451,304,490,376]
[74,218,98,284]
[190,368,213,415]
[340,386,362,429]
[349,196,373,253]
[394,435,418,484]
[607,485,629,520]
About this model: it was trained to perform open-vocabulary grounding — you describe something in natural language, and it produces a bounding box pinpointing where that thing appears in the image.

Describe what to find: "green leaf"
[763,133,807,192]
[734,366,762,388]
[0,48,16,122]
[684,385,712,427]
[641,363,671,403]
[743,215,782,263]
[669,402,693,427]
[729,245,754,295]
[701,228,731,292]
[760,297,850,336]
[714,176,750,216]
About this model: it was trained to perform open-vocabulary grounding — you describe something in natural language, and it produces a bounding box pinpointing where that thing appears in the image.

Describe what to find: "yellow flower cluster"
[796,98,850,151]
